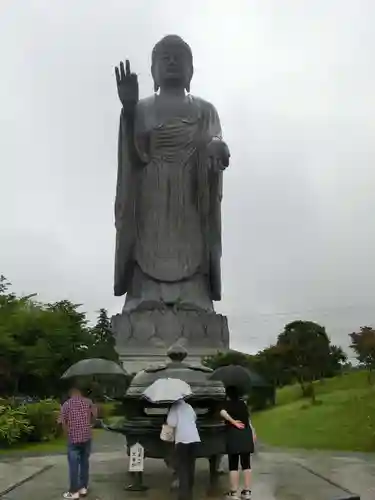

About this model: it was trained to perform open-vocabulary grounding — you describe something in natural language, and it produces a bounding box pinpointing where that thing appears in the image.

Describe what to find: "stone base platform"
[112,307,229,373]
[116,346,226,373]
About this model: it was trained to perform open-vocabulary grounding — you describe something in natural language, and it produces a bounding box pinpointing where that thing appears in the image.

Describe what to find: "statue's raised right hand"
[115,60,139,115]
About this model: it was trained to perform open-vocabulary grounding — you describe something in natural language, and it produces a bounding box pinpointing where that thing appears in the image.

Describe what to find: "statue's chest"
[150,100,199,128]
[136,98,202,154]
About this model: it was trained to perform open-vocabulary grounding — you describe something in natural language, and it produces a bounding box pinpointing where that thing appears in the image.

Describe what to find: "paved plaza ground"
[1,433,374,499]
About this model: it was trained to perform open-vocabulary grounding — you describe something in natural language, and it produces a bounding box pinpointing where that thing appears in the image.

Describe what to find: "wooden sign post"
[129,442,144,472]
[126,442,148,491]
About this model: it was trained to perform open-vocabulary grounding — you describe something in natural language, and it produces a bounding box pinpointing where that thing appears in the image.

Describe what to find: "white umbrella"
[143,378,192,404]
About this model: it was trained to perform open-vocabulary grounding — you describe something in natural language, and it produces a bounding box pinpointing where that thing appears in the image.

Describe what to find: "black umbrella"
[208,365,265,394]
[61,358,127,379]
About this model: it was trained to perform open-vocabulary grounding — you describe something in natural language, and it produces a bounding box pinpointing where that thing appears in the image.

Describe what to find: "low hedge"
[23,399,62,442]
[0,399,62,447]
[0,397,120,447]
[97,402,116,422]
[0,397,119,447]
[0,405,33,446]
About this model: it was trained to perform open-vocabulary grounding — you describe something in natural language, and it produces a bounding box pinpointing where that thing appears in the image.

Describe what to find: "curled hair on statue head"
[152,35,193,66]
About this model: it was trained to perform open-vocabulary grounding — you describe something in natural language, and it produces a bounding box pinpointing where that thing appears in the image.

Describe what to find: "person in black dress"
[220,386,253,500]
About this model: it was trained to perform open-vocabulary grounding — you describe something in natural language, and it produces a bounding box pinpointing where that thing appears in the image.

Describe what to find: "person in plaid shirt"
[59,385,97,499]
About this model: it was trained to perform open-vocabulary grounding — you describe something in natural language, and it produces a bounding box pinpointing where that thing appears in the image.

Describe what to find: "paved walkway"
[1,448,374,499]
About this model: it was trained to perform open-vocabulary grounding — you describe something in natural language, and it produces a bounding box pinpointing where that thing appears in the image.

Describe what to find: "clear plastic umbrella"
[143,378,192,404]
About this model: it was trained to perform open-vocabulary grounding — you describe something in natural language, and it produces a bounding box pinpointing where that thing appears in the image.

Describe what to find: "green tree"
[202,350,254,370]
[90,308,118,361]
[253,344,292,387]
[0,275,10,295]
[202,349,276,410]
[202,347,288,387]
[0,277,38,393]
[349,326,375,383]
[0,277,96,397]
[276,320,331,402]
[326,344,347,377]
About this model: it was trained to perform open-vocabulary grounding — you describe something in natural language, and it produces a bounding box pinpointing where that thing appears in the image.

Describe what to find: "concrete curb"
[296,462,360,500]
[0,464,53,497]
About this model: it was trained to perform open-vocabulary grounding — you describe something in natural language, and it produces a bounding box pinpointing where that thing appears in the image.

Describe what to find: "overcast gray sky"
[1,0,374,356]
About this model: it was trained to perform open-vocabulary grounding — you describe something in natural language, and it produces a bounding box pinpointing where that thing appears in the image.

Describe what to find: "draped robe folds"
[114,94,224,312]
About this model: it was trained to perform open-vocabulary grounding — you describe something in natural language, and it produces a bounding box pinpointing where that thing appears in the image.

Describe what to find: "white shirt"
[167,400,201,444]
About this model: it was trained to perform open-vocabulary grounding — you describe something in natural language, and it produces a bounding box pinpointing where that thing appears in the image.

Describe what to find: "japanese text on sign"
[129,442,144,472]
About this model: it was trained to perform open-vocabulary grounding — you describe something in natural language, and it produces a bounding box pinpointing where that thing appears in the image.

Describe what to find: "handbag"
[160,423,175,443]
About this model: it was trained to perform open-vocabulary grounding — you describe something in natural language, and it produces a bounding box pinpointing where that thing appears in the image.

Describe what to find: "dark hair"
[69,379,85,395]
[225,385,240,401]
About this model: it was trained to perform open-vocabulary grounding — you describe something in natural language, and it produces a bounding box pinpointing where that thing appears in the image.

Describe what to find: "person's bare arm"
[220,409,244,429]
[249,419,257,440]
[90,401,98,425]
[58,404,68,435]
[167,406,177,428]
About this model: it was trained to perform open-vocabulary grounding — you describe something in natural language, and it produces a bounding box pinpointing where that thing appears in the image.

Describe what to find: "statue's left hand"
[207,139,230,172]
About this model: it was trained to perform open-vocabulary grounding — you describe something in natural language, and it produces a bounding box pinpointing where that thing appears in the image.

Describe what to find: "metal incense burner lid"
[125,345,225,400]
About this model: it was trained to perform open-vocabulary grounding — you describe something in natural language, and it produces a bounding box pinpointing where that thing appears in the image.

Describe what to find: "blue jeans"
[67,440,91,493]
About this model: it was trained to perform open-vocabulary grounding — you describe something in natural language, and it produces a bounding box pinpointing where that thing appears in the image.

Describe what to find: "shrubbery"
[0,398,118,447]
[0,399,62,447]
[97,402,115,423]
[0,405,32,446]
[248,386,276,411]
[23,399,62,442]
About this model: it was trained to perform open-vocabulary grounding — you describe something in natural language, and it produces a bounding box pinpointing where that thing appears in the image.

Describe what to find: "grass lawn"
[252,371,375,452]
[0,429,104,456]
[0,436,67,455]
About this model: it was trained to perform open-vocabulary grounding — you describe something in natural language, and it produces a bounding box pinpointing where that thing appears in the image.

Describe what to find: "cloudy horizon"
[1,0,374,358]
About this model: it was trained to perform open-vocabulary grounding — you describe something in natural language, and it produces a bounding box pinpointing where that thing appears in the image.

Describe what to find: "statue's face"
[153,43,192,88]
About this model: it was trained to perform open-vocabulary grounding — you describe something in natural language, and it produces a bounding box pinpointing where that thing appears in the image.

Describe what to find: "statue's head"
[151,35,193,93]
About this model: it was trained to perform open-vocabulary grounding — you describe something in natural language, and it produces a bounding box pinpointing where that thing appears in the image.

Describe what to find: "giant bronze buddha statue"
[112,35,230,358]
